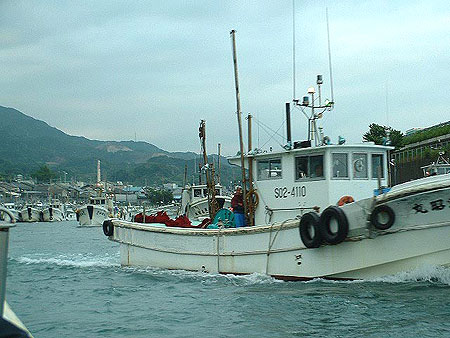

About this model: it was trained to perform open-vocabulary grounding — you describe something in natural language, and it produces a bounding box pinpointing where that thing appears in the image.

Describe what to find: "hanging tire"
[370,205,395,230]
[103,219,114,236]
[299,212,322,248]
[319,206,349,245]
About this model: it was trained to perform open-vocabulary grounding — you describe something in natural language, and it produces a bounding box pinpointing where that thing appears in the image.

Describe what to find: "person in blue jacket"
[231,186,245,227]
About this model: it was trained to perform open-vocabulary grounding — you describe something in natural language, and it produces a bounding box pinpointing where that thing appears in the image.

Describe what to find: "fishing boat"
[1,203,20,222]
[41,200,64,222]
[421,151,450,176]
[103,33,450,280]
[179,183,231,221]
[77,195,112,226]
[77,161,114,226]
[65,208,77,221]
[19,205,41,222]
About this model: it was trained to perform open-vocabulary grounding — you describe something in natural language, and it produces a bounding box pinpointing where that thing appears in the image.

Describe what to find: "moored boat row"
[1,202,77,223]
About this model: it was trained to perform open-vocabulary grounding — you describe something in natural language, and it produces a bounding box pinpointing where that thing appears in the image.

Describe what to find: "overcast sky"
[1,1,449,155]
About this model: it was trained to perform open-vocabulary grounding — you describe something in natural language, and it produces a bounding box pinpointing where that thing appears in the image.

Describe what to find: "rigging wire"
[252,117,286,149]
[292,0,296,100]
[253,117,286,141]
[326,8,334,103]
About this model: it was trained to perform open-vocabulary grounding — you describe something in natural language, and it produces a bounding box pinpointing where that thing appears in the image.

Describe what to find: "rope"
[216,225,222,273]
[265,219,293,274]
[265,205,317,212]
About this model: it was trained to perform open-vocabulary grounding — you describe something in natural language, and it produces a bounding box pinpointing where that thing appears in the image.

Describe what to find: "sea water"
[6,221,450,337]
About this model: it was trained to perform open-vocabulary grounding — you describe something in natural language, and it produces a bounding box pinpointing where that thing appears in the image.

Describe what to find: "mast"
[97,160,101,185]
[230,29,248,217]
[247,113,255,225]
[199,120,218,220]
[326,8,335,103]
[96,160,102,197]
[183,164,188,188]
[217,143,221,185]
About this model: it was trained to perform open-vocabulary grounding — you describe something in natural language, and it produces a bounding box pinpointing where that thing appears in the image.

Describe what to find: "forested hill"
[0,105,240,185]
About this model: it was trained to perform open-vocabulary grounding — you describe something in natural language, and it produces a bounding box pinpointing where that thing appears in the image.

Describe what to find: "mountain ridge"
[0,105,239,186]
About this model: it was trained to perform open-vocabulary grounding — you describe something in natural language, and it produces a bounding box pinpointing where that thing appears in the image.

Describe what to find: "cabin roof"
[228,143,394,162]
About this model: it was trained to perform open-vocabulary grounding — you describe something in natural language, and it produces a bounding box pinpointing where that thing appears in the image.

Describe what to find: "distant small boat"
[78,160,114,226]
[1,203,20,222]
[78,196,113,227]
[65,209,77,221]
[180,184,231,221]
[422,152,450,176]
[42,200,64,222]
[19,205,41,222]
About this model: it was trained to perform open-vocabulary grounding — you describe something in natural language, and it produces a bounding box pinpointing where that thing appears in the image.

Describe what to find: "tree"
[145,188,173,205]
[31,165,57,183]
[363,123,404,149]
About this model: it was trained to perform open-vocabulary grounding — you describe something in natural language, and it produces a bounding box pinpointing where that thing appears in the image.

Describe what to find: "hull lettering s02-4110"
[274,186,307,199]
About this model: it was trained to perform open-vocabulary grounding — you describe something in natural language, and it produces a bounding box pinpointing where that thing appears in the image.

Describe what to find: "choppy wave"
[368,265,450,285]
[122,266,283,285]
[13,252,450,286]
[304,265,450,286]
[13,253,120,268]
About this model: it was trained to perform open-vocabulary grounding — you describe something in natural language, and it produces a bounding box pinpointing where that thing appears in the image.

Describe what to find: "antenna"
[292,0,296,100]
[326,8,334,103]
[385,81,390,126]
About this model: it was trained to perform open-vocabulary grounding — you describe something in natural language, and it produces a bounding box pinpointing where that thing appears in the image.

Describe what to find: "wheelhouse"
[190,184,224,200]
[229,143,392,224]
[90,197,106,206]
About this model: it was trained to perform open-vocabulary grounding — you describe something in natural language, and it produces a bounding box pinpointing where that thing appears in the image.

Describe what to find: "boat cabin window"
[353,153,368,179]
[203,189,208,197]
[101,199,105,204]
[371,154,384,178]
[215,188,221,196]
[193,188,202,197]
[257,158,282,180]
[295,155,324,180]
[332,153,348,178]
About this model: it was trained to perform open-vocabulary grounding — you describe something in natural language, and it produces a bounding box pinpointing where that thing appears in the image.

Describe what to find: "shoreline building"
[391,121,450,184]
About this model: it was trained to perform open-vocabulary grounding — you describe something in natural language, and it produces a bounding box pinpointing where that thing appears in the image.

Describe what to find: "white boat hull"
[65,211,77,221]
[78,205,109,226]
[42,208,64,222]
[19,207,41,222]
[107,184,450,280]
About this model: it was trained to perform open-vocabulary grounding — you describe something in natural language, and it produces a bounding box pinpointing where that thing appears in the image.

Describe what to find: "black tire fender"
[370,205,395,230]
[103,219,114,236]
[299,212,322,248]
[319,206,349,245]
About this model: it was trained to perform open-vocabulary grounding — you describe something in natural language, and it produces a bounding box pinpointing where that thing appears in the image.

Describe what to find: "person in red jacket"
[231,186,245,227]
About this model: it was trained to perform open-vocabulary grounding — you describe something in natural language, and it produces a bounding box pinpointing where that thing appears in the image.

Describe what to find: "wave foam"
[13,253,120,269]
[122,266,282,285]
[368,265,450,285]
[303,265,450,286]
